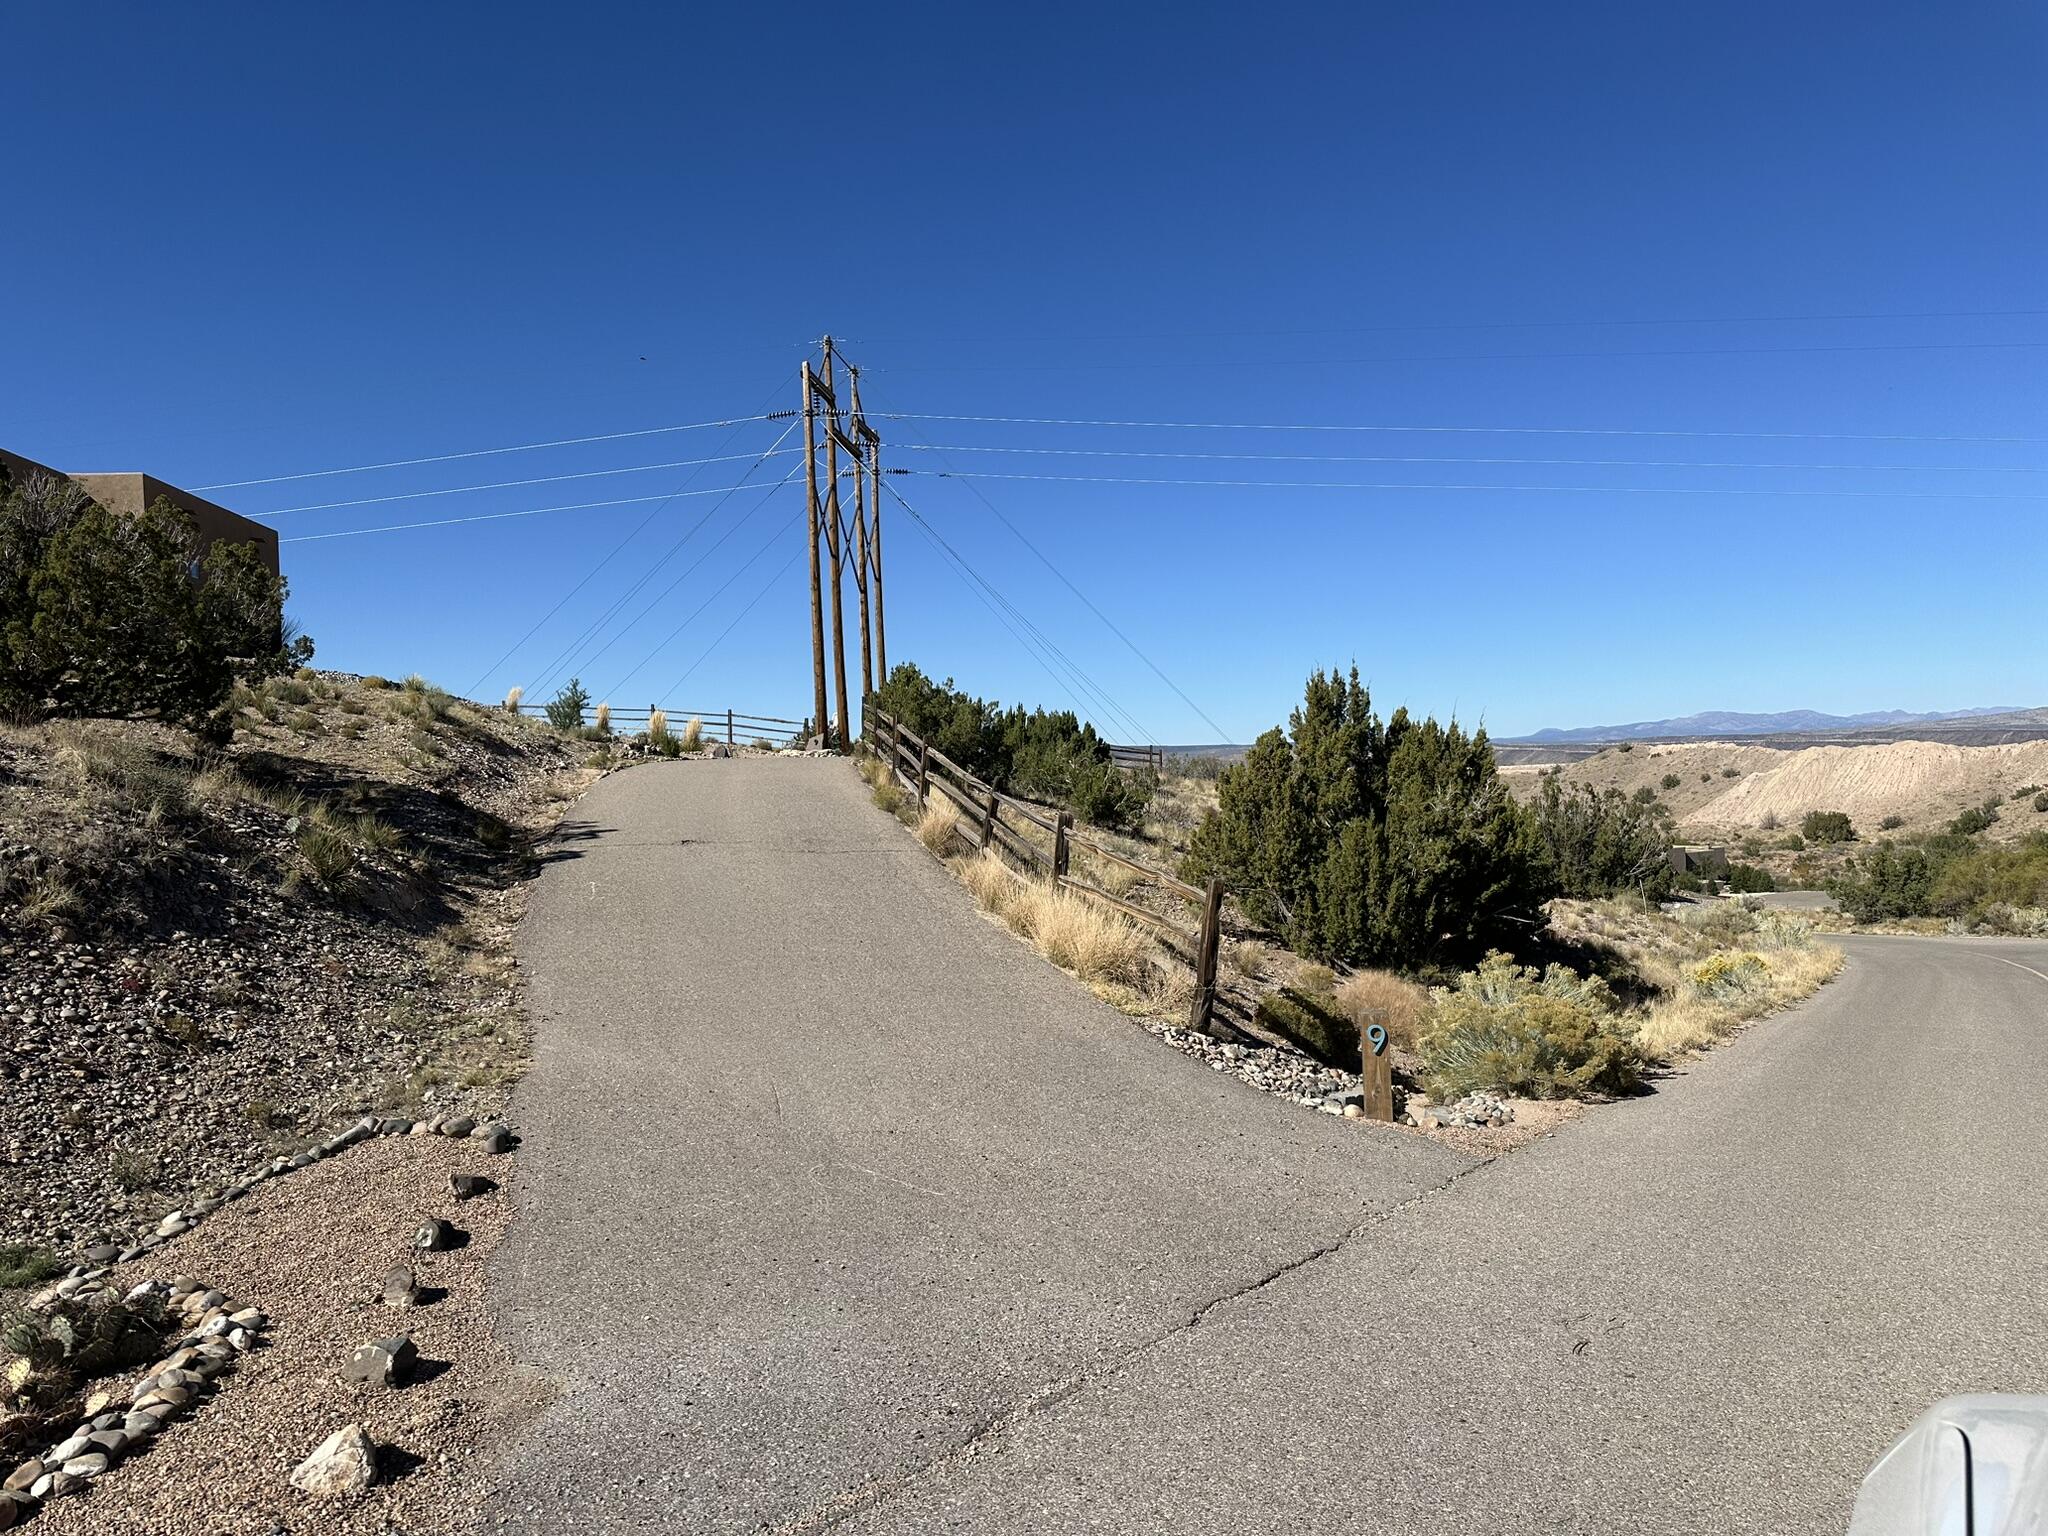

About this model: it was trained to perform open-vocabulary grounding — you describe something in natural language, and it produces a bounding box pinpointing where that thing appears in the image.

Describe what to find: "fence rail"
[870,710,1224,1034]
[1106,742,1165,773]
[514,704,807,747]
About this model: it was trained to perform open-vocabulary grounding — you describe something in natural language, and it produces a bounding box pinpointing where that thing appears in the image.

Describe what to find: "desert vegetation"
[0,465,308,732]
[872,663,1153,831]
[1827,829,2048,933]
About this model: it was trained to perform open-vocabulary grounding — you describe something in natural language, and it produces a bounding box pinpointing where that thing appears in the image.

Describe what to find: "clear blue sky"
[6,2,2043,741]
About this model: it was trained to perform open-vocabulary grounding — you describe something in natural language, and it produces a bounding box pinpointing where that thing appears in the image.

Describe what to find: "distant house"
[1668,845,1730,877]
[1,448,277,576]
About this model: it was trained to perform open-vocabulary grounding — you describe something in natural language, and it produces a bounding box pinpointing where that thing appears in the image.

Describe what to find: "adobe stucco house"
[1,447,277,575]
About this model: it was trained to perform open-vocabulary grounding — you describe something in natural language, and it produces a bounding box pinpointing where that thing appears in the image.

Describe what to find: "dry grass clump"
[959,847,1018,913]
[680,715,704,751]
[1549,897,1846,1064]
[1006,880,1150,988]
[1333,967,1431,1052]
[1223,936,1274,983]
[915,796,961,855]
[593,701,610,734]
[950,850,1153,993]
[504,685,524,714]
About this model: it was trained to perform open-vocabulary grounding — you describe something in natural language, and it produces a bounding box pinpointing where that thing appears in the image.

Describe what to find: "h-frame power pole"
[801,336,885,749]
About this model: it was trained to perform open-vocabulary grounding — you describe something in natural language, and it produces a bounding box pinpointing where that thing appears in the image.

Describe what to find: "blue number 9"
[1366,1023,1388,1056]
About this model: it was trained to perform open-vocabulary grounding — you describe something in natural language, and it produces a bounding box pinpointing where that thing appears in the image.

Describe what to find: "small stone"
[122,1412,161,1437]
[0,1490,31,1528]
[449,1173,494,1200]
[81,1243,120,1265]
[47,1435,91,1465]
[380,1266,420,1308]
[437,1115,475,1139]
[26,1474,54,1501]
[155,1213,192,1238]
[2,1460,42,1494]
[60,1452,109,1478]
[475,1122,513,1153]
[229,1306,265,1328]
[289,1424,377,1497]
[1342,1104,1365,1119]
[341,1336,416,1388]
[413,1219,455,1252]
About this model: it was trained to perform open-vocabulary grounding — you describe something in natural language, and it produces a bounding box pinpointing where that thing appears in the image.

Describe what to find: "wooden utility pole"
[819,339,852,747]
[801,360,829,746]
[867,424,886,683]
[848,368,875,716]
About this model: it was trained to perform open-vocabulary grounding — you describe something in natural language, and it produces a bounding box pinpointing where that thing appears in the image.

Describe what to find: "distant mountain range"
[1513,706,2027,744]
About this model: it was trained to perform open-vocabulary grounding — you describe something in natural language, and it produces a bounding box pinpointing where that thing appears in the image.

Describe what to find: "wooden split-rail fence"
[517,704,807,749]
[870,709,1225,1035]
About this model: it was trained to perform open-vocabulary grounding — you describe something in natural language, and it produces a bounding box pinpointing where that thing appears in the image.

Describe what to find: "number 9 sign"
[1365,1022,1388,1057]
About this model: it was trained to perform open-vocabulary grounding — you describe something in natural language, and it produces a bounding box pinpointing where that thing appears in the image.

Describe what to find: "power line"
[902,468,2048,502]
[878,411,2048,446]
[869,338,2048,374]
[526,460,801,703]
[604,507,804,700]
[660,546,808,705]
[265,448,803,515]
[194,413,782,491]
[882,479,1152,743]
[842,305,2048,344]
[889,424,1233,743]
[466,397,795,696]
[901,442,2048,475]
[278,481,781,543]
[573,478,800,695]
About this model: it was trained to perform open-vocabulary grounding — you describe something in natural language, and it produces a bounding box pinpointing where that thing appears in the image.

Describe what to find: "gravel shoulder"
[488,756,1476,1535]
[28,1133,543,1535]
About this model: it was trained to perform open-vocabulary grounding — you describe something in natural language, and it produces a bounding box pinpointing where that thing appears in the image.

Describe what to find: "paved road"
[488,758,1467,1533]
[492,759,2048,1534]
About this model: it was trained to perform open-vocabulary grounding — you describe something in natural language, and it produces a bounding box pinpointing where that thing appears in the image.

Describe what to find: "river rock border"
[80,1113,515,1265]
[0,1113,515,1526]
[0,1274,270,1525]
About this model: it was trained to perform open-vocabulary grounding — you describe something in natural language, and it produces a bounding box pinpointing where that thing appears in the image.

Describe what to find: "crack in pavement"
[771,1150,1504,1535]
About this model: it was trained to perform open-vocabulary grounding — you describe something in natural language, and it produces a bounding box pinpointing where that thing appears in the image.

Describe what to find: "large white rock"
[288,1424,376,1497]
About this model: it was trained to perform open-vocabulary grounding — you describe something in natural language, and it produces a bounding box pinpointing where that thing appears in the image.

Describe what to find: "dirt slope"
[1504,739,2048,840]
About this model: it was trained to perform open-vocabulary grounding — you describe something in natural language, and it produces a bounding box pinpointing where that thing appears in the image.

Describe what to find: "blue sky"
[5,2,2043,741]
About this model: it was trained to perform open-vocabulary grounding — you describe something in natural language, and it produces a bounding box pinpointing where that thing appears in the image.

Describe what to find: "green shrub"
[1948,806,1995,837]
[1725,862,1776,893]
[1632,786,1658,804]
[1183,668,1544,971]
[0,1244,62,1290]
[297,820,355,883]
[1879,814,1905,831]
[1661,773,1682,790]
[0,471,309,724]
[1801,810,1855,844]
[1527,777,1672,899]
[1065,758,1152,832]
[544,677,591,732]
[1615,742,1633,753]
[1418,952,1642,1100]
[1829,842,1936,921]
[2035,792,2048,814]
[1722,766,1740,778]
[1688,950,1771,1001]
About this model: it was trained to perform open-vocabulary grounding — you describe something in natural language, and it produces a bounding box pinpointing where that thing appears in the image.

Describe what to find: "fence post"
[726,709,734,747]
[1052,811,1072,885]
[979,786,999,850]
[915,739,931,807]
[1188,876,1225,1036]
